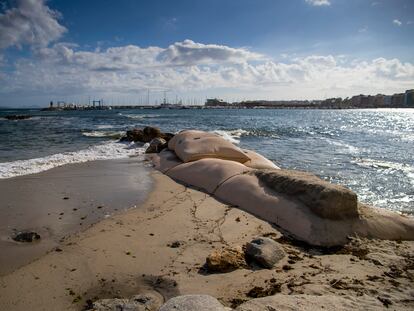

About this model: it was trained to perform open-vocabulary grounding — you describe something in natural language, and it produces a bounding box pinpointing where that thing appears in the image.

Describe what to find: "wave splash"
[82,131,125,139]
[0,141,145,179]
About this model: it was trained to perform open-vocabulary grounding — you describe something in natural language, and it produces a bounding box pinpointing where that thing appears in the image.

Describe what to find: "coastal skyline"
[1,0,414,107]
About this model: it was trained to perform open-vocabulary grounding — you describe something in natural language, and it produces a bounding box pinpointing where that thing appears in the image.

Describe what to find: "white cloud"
[1,40,413,103]
[358,27,368,33]
[158,39,264,65]
[0,0,66,50]
[393,19,402,26]
[305,0,331,6]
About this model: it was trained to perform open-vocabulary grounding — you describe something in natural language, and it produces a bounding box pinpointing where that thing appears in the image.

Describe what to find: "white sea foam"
[82,130,124,139]
[120,113,161,120]
[322,138,360,153]
[0,141,145,179]
[96,124,116,129]
[212,129,249,144]
[352,158,414,186]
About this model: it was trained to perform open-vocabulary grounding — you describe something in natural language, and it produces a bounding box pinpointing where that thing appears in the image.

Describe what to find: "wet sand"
[0,158,152,276]
[0,168,413,310]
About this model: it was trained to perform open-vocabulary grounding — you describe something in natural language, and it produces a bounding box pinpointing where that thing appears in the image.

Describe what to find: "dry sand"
[0,165,413,310]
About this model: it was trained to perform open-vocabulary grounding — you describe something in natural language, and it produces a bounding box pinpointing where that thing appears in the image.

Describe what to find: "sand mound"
[255,169,358,220]
[152,130,414,246]
[166,158,251,193]
[169,130,250,163]
[146,150,183,173]
[242,149,280,170]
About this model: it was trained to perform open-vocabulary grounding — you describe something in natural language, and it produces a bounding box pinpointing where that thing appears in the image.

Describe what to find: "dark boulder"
[121,127,175,143]
[5,115,31,120]
[13,231,41,242]
[145,138,167,154]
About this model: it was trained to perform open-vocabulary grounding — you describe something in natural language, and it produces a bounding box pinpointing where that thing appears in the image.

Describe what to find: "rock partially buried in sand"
[255,169,358,220]
[159,295,229,311]
[245,237,285,269]
[206,246,246,273]
[145,138,167,154]
[90,292,163,311]
[12,231,41,243]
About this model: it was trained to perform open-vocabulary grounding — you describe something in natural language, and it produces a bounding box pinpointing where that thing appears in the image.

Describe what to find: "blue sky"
[1,0,413,106]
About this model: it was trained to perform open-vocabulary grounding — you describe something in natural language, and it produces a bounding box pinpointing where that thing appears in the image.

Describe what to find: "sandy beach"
[0,158,152,276]
[0,161,413,310]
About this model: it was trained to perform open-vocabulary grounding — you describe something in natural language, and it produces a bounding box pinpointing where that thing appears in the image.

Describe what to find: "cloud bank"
[1,40,413,103]
[0,0,66,50]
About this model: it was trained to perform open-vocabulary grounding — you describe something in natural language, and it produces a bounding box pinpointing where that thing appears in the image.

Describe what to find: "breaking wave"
[0,141,145,179]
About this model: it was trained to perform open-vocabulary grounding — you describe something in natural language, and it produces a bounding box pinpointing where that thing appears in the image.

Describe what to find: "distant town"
[43,89,414,111]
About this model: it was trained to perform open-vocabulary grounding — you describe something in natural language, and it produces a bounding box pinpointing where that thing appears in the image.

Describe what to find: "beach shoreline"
[0,160,413,310]
[0,158,153,276]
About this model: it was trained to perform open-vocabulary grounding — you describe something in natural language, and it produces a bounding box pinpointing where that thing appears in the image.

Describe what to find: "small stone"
[12,231,41,243]
[159,295,228,311]
[168,241,182,248]
[206,246,246,273]
[245,237,285,269]
[90,292,163,311]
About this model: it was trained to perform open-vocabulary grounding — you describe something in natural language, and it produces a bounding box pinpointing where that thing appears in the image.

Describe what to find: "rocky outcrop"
[5,115,31,120]
[149,129,414,246]
[245,237,285,269]
[12,231,41,242]
[121,126,174,143]
[255,169,358,220]
[145,138,167,154]
[89,292,163,311]
[205,246,246,273]
[159,295,229,311]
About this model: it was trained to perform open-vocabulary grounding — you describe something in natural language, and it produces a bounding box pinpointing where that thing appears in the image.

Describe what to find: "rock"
[206,246,246,272]
[235,294,385,311]
[159,295,229,311]
[5,115,31,120]
[90,292,163,311]
[12,231,41,243]
[162,132,175,142]
[121,127,173,143]
[145,138,167,154]
[245,237,285,269]
[255,169,358,219]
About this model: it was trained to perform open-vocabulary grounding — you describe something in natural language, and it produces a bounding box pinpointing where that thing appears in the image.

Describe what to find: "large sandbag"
[172,130,250,163]
[242,149,280,170]
[215,172,414,246]
[255,169,358,220]
[166,158,251,194]
[168,130,217,151]
[146,149,183,173]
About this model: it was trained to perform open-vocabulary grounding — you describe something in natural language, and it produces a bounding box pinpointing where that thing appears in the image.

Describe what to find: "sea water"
[1,108,413,214]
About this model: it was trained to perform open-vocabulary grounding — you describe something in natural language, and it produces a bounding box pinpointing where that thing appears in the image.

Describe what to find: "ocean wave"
[0,141,145,179]
[212,129,249,144]
[82,130,124,139]
[119,113,161,120]
[96,124,117,129]
[321,138,360,153]
[352,158,414,185]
